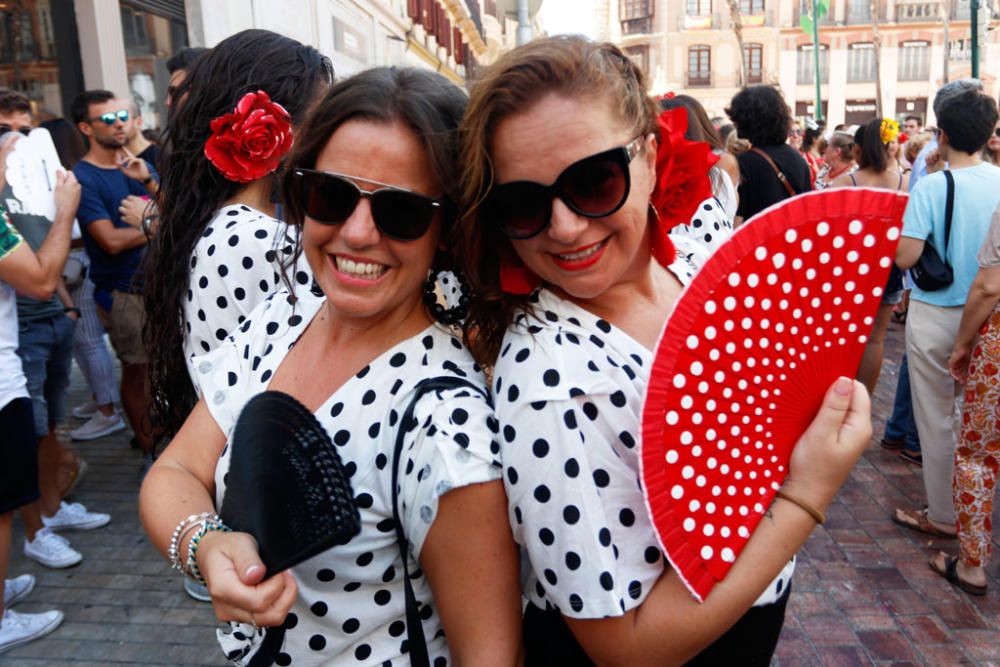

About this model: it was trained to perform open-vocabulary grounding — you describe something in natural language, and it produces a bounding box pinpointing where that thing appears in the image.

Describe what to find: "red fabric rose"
[204,91,293,184]
[651,108,720,230]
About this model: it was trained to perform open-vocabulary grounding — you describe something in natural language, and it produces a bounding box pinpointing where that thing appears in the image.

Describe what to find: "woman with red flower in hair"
[454,36,870,666]
[143,29,333,601]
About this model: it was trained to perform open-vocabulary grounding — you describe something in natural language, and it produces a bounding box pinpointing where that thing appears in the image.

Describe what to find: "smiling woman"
[140,67,523,667]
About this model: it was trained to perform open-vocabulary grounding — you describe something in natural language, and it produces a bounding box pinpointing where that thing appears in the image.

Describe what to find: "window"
[796,44,829,84]
[621,0,653,19]
[847,0,872,23]
[847,43,876,81]
[688,45,711,86]
[686,0,711,16]
[740,0,764,13]
[625,45,649,75]
[898,41,930,81]
[743,43,763,83]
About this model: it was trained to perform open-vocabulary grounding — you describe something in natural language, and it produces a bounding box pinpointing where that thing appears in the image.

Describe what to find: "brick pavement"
[1,319,998,666]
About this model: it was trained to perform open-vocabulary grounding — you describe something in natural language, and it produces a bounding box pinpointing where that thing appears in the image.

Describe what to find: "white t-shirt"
[197,288,501,666]
[0,208,28,409]
[183,204,311,390]
[493,203,793,619]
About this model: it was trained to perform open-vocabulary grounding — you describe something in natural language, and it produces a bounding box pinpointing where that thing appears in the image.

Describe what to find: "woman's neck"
[319,292,433,355]
[223,178,277,218]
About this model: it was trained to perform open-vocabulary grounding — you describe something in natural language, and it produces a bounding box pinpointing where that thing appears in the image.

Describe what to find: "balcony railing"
[621,16,653,35]
[678,13,718,30]
[685,71,712,87]
[894,1,940,22]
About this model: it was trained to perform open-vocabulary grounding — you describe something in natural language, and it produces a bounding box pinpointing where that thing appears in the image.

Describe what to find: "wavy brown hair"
[455,36,658,366]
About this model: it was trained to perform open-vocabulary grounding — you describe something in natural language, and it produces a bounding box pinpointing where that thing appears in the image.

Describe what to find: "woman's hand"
[197,530,298,627]
[783,377,871,513]
[949,342,974,384]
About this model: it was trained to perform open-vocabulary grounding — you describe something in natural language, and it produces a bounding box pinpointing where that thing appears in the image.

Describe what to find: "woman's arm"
[421,479,523,667]
[950,264,1000,383]
[566,378,871,667]
[139,399,297,627]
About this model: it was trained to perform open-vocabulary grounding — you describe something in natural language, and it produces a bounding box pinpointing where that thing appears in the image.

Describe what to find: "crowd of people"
[0,28,997,665]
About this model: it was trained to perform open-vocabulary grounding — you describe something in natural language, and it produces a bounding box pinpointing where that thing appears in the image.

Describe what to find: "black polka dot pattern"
[183,205,311,389]
[494,215,792,620]
[203,289,499,665]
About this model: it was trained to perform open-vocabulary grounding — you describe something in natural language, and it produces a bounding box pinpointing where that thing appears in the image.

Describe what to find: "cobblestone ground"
[1,319,998,666]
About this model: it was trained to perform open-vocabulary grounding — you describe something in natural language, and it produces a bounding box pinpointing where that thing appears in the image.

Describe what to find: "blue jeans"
[884,353,921,453]
[16,314,76,437]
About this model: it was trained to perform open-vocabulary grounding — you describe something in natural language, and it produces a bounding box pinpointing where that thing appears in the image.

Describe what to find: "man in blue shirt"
[893,84,1000,539]
[71,90,158,469]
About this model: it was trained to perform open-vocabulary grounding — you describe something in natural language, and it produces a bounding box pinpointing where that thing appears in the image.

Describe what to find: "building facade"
[0,0,534,131]
[605,0,1000,127]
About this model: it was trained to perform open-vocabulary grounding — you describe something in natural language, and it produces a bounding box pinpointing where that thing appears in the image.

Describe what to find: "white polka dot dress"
[494,203,792,619]
[183,204,312,390]
[194,288,500,666]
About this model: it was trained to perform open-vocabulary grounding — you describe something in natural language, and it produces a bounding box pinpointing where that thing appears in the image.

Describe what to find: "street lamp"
[494,0,542,45]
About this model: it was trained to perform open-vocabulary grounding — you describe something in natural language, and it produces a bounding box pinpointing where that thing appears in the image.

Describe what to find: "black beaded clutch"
[219,390,361,577]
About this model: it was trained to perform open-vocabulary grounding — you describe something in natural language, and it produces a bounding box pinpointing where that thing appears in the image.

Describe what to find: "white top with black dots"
[183,204,312,391]
[493,202,793,620]
[195,288,500,666]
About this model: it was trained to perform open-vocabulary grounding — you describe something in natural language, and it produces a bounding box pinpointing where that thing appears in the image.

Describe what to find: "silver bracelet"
[168,512,218,571]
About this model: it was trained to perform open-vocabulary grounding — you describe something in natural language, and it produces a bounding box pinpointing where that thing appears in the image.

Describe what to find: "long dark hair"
[281,67,467,287]
[40,118,86,169]
[145,29,332,440]
[855,118,887,172]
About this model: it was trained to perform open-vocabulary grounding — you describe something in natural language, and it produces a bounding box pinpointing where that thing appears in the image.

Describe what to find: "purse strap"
[751,147,797,197]
[392,375,490,667]
[943,169,955,259]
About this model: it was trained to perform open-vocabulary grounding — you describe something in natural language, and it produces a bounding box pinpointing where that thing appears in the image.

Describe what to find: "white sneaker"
[69,410,126,441]
[71,400,99,420]
[183,578,212,602]
[0,609,63,654]
[23,528,83,568]
[42,502,111,531]
[3,575,35,608]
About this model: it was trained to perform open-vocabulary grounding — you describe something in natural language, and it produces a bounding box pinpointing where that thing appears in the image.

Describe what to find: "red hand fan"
[640,188,907,601]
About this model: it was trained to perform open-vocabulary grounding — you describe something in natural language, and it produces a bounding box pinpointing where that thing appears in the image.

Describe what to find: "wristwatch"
[64,307,81,317]
[141,214,158,235]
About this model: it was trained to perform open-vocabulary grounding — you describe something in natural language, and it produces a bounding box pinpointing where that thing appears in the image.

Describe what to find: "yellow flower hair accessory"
[880,118,900,144]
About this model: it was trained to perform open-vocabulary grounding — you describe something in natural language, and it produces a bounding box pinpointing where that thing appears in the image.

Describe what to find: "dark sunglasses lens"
[483,183,552,239]
[371,190,436,241]
[994,128,1000,137]
[561,153,628,217]
[118,111,129,122]
[299,172,360,224]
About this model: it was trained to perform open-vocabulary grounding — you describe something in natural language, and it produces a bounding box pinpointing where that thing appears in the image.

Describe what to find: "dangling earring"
[423,269,470,325]
[648,203,677,268]
[499,260,540,295]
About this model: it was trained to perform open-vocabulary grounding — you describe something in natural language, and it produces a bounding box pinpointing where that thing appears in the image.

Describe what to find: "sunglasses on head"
[89,110,129,125]
[480,136,645,240]
[0,125,30,138]
[292,169,445,242]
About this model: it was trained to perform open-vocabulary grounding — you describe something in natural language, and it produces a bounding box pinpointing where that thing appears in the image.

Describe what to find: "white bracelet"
[168,512,217,571]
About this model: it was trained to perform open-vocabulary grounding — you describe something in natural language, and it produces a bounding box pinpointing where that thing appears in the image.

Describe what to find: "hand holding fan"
[641,188,907,601]
[219,390,361,577]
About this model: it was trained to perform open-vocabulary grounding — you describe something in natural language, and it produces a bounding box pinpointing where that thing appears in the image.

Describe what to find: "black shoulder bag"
[392,376,491,667]
[910,170,955,291]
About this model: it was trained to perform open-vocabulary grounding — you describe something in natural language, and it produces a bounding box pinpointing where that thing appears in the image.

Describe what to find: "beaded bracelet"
[168,512,217,571]
[185,519,232,587]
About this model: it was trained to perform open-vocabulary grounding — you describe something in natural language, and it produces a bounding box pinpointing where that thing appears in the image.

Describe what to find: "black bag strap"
[392,376,490,667]
[943,169,955,259]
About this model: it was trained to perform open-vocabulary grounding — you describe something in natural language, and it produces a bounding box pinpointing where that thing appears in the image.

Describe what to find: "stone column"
[73,0,129,96]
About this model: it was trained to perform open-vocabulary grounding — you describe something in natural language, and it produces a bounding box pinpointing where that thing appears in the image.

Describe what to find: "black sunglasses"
[993,128,1000,138]
[0,125,31,138]
[480,136,645,240]
[88,110,129,126]
[292,169,445,242]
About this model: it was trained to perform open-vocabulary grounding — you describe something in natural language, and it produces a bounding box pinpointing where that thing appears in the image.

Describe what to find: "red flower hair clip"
[651,108,719,230]
[205,91,293,184]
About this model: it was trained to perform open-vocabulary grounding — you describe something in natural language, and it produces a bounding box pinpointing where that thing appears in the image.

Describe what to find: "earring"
[648,203,677,269]
[424,270,470,325]
[499,261,540,295]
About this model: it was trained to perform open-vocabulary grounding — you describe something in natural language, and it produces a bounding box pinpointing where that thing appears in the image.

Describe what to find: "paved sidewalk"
[1,320,998,666]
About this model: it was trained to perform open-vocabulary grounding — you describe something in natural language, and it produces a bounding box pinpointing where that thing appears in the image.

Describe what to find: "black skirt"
[523,582,791,666]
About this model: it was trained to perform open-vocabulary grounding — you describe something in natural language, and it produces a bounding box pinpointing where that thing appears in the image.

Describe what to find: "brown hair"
[0,89,31,116]
[455,35,658,366]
